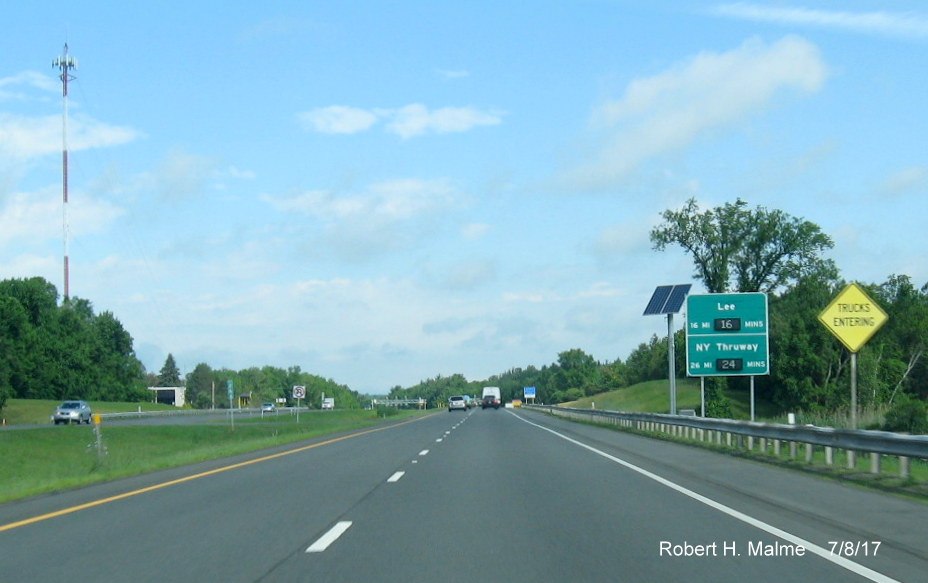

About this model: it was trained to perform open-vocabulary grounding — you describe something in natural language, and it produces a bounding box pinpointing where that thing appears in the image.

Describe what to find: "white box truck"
[481,386,501,409]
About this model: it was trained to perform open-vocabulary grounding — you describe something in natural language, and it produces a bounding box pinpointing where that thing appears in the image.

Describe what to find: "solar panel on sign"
[643,284,691,315]
[664,284,691,314]
[643,285,672,316]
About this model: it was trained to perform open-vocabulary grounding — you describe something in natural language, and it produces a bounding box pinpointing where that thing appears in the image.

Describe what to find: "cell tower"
[53,44,77,300]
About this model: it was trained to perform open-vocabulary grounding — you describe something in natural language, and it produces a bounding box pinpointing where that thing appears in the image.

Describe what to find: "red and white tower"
[53,44,77,300]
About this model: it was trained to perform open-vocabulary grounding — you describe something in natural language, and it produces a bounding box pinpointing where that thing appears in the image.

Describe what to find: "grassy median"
[0,408,422,504]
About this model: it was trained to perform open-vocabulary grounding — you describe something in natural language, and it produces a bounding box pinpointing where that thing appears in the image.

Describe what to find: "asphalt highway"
[1,408,924,582]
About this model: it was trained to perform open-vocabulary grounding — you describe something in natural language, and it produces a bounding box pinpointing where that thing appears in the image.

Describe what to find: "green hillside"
[564,379,778,420]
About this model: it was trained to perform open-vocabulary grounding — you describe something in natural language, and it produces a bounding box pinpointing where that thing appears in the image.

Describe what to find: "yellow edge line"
[1,414,432,533]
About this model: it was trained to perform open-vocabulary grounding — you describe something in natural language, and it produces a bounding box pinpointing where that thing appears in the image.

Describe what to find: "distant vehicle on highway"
[261,402,276,413]
[52,400,92,425]
[481,387,501,409]
[448,395,467,412]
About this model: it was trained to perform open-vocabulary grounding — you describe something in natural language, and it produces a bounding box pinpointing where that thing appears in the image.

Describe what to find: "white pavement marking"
[387,471,405,483]
[512,412,902,583]
[419,450,429,456]
[306,521,352,553]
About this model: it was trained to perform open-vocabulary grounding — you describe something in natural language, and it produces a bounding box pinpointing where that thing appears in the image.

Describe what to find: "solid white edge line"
[387,471,406,483]
[512,412,901,583]
[306,521,353,553]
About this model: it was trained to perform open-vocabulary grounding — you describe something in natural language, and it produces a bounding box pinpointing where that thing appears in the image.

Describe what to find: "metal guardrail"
[529,405,928,478]
[371,398,426,407]
[99,407,311,419]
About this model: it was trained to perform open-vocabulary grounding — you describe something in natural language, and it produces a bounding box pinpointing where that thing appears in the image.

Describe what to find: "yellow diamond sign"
[818,283,888,353]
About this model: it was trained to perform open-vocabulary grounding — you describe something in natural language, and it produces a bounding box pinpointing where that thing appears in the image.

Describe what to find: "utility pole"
[53,44,77,300]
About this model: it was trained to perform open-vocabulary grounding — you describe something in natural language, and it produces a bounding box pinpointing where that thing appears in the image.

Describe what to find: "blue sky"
[2,1,926,393]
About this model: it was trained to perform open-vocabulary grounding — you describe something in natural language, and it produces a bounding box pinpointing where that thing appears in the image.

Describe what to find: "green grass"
[0,406,427,503]
[564,379,779,419]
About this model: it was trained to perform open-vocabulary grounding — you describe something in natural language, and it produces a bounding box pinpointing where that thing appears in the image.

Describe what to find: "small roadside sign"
[293,385,306,400]
[818,283,888,353]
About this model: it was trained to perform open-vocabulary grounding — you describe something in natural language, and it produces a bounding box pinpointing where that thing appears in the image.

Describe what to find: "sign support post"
[644,284,692,416]
[227,379,234,429]
[293,385,306,423]
[817,283,888,432]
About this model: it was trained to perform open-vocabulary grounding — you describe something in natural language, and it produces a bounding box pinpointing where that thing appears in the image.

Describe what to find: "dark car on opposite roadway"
[448,395,467,412]
[52,400,92,425]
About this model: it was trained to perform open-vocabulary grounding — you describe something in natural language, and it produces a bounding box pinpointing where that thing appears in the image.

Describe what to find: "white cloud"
[0,186,125,248]
[564,35,827,190]
[440,259,497,290]
[264,178,462,262]
[380,104,503,138]
[267,178,457,221]
[713,3,928,39]
[0,113,139,161]
[0,71,59,101]
[880,166,927,197]
[298,105,379,134]
[148,149,219,201]
[298,104,503,138]
[460,222,490,240]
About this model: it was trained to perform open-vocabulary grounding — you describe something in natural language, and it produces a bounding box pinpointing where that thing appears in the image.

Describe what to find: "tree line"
[0,277,149,410]
[0,277,361,412]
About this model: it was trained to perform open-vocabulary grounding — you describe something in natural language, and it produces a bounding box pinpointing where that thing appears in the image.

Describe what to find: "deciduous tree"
[650,198,836,293]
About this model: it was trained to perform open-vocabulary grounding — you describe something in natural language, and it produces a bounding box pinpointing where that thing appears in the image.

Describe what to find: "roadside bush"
[374,405,400,418]
[703,378,733,419]
[882,396,928,434]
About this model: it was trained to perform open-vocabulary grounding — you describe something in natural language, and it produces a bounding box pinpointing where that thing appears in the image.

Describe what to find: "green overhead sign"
[686,293,769,376]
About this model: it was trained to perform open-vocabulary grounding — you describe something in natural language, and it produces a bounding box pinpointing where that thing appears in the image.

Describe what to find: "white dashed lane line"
[387,471,405,483]
[306,521,353,553]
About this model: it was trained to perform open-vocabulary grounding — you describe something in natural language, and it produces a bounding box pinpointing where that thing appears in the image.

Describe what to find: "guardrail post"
[825,446,834,465]
[759,437,767,453]
[847,450,856,470]
[789,441,797,459]
[805,443,813,463]
[870,453,881,475]
[747,436,754,451]
[773,439,781,456]
[899,456,910,479]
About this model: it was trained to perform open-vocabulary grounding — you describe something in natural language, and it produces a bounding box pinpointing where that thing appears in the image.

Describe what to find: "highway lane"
[1,408,924,582]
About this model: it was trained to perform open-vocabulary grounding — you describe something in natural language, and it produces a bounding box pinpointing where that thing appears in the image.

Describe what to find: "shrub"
[882,396,928,434]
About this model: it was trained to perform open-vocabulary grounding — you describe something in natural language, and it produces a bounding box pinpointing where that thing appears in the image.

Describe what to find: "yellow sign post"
[818,283,888,433]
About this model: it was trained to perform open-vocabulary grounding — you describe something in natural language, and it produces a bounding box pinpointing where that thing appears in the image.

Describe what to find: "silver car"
[52,400,92,425]
[448,395,467,412]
